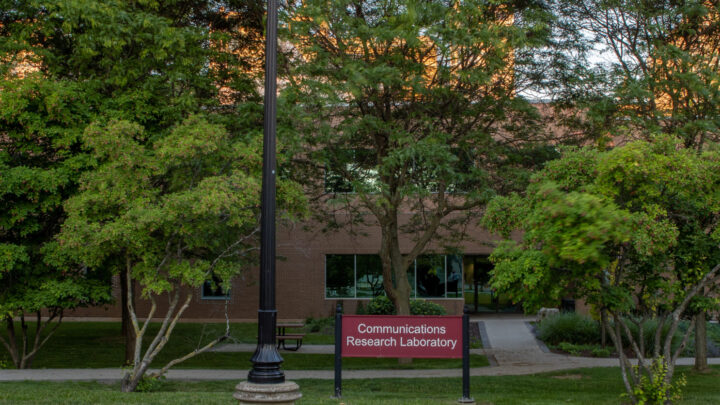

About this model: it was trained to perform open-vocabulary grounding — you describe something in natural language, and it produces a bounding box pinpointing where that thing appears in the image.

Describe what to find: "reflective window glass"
[356,255,383,297]
[416,255,445,298]
[326,255,355,298]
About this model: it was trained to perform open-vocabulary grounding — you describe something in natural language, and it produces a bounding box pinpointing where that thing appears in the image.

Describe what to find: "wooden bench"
[276,333,305,351]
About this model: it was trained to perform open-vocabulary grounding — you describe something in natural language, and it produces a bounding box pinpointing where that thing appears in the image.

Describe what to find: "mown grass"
[1,322,487,370]
[1,366,719,404]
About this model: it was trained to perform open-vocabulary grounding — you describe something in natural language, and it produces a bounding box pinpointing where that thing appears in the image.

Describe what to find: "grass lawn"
[1,322,487,370]
[1,367,719,404]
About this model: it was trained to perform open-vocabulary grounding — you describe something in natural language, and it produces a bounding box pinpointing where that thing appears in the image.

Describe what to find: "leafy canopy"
[483,137,720,313]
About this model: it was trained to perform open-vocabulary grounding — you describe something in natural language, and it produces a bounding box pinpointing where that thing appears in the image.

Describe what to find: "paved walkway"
[2,315,718,381]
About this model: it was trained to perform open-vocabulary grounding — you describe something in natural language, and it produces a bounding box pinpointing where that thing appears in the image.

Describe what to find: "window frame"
[201,275,231,301]
[324,253,463,300]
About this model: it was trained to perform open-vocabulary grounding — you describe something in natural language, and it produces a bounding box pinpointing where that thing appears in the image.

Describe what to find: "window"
[356,255,384,297]
[417,255,445,297]
[325,255,355,298]
[201,274,230,300]
[325,254,463,299]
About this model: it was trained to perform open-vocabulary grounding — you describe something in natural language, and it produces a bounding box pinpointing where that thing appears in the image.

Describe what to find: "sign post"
[334,303,342,399]
[460,305,474,403]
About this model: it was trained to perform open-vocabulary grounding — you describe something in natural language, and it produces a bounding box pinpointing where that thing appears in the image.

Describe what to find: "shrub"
[366,296,395,315]
[557,342,583,356]
[364,296,447,315]
[536,312,601,345]
[410,300,447,315]
[625,358,686,405]
[591,347,611,358]
[618,318,684,357]
[134,375,165,392]
[305,316,334,333]
[539,313,686,357]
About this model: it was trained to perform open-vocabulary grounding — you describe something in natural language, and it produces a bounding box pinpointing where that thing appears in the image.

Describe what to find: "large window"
[201,274,230,300]
[325,254,463,299]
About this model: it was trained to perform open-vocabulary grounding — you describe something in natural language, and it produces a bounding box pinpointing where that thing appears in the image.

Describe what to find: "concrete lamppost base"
[457,397,476,404]
[234,381,302,404]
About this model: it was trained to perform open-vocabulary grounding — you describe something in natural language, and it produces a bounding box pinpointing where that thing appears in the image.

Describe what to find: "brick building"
[69,211,506,321]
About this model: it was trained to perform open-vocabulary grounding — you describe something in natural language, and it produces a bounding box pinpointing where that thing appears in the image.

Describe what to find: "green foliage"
[284,0,557,314]
[133,375,165,393]
[553,342,611,357]
[0,0,266,368]
[59,116,290,293]
[557,342,584,356]
[619,319,685,358]
[484,139,720,403]
[626,359,686,405]
[409,300,447,316]
[556,0,720,150]
[591,347,612,358]
[304,317,335,334]
[365,296,446,315]
[484,139,720,314]
[356,301,366,315]
[366,296,396,315]
[537,313,601,346]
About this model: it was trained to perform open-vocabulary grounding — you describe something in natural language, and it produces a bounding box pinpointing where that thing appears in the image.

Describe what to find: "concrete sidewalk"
[2,315,718,382]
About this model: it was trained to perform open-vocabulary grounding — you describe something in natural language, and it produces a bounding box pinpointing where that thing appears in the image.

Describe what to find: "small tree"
[284,0,557,315]
[482,138,720,404]
[551,0,720,372]
[59,117,306,392]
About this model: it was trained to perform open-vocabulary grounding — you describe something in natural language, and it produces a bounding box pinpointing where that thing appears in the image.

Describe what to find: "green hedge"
[537,313,686,356]
[364,296,447,315]
[536,312,601,345]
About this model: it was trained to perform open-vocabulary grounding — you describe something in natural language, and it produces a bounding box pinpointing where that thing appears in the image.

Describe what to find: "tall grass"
[536,313,601,345]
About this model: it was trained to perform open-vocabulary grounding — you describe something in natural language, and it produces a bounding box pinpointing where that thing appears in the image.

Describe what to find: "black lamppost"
[248,0,284,384]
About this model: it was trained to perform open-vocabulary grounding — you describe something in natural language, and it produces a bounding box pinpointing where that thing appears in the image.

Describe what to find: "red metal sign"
[341,315,462,358]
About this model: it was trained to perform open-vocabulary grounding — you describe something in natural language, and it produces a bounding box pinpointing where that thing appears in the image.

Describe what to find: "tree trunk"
[694,312,708,372]
[600,308,607,349]
[122,362,150,392]
[120,272,136,366]
[381,232,414,365]
[3,316,20,369]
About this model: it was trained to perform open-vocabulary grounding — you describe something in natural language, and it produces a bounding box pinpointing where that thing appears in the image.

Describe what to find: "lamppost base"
[457,397,475,404]
[234,381,302,404]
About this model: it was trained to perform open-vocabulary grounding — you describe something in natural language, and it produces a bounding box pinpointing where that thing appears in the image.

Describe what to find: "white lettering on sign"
[341,315,463,358]
[400,337,457,350]
[346,336,398,347]
[357,323,447,335]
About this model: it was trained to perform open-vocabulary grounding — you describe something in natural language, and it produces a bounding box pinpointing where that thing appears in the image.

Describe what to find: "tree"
[550,0,720,372]
[0,39,112,371]
[58,117,306,392]
[284,0,557,316]
[482,138,720,404]
[1,0,264,367]
[552,0,720,149]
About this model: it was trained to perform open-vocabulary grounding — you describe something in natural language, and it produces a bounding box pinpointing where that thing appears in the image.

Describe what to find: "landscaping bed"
[533,312,720,359]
